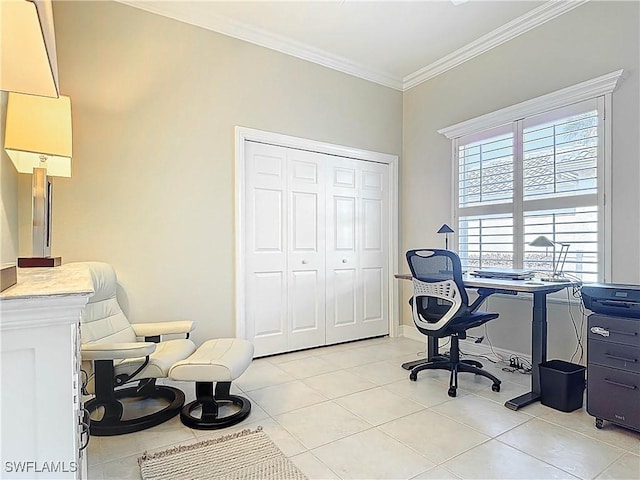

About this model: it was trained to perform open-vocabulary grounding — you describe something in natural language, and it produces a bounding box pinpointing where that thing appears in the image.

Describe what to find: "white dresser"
[1,264,94,479]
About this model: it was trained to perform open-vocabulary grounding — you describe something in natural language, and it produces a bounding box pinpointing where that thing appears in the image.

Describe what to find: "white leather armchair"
[80,262,196,436]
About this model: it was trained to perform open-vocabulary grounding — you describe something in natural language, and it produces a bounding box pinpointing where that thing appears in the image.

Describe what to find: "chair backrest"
[80,262,137,345]
[405,249,469,334]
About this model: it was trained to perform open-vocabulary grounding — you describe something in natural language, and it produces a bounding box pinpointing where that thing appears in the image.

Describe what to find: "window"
[456,100,601,282]
[440,70,623,283]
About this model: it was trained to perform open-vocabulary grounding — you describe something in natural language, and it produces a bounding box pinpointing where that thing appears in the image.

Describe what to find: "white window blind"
[459,214,513,269]
[455,98,602,282]
[459,128,513,208]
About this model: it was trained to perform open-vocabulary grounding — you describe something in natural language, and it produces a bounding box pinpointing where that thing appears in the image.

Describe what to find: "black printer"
[581,282,640,319]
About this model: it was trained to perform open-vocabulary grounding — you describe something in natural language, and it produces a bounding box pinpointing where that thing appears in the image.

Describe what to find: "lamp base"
[17,257,62,268]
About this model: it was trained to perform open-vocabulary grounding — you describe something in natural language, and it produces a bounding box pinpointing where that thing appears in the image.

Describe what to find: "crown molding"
[403,0,589,91]
[115,0,404,90]
[116,0,587,92]
[438,69,624,139]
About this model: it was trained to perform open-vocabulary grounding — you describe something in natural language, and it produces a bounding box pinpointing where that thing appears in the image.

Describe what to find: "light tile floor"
[87,337,640,479]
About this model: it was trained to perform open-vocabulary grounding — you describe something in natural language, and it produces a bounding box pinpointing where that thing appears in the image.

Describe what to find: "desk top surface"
[394,273,575,293]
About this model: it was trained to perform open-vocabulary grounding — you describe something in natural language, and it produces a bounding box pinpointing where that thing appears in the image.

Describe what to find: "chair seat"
[446,311,499,335]
[116,338,196,379]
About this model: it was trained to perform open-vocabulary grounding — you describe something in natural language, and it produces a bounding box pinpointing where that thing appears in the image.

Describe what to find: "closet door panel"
[291,192,317,250]
[290,270,321,330]
[287,150,326,350]
[326,159,360,343]
[359,162,389,335]
[326,158,389,344]
[252,272,286,336]
[245,142,289,356]
[253,189,283,252]
[334,196,356,250]
[363,267,383,322]
[328,195,358,328]
[332,268,357,327]
[362,198,382,250]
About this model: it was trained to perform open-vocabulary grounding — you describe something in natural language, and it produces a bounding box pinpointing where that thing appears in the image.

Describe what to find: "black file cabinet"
[587,314,640,432]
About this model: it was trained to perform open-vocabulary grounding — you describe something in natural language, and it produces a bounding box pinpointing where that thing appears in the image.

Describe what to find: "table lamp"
[529,235,570,281]
[437,224,454,250]
[4,92,72,267]
[0,0,60,98]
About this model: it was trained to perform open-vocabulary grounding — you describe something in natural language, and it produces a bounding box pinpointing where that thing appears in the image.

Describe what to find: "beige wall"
[39,1,402,344]
[402,0,640,361]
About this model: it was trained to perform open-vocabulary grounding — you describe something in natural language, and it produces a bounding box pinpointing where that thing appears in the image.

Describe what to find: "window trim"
[439,70,624,283]
[438,70,623,140]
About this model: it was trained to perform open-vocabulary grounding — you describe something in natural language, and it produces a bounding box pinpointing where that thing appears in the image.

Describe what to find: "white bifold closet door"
[324,155,389,345]
[244,140,389,357]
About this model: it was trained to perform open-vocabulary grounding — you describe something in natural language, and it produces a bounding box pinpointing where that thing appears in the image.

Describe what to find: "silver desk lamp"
[529,235,570,281]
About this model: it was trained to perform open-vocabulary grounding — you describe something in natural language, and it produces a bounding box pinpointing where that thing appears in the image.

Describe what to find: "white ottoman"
[169,338,254,429]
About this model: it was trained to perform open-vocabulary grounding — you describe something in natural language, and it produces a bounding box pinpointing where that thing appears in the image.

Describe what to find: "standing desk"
[396,273,575,410]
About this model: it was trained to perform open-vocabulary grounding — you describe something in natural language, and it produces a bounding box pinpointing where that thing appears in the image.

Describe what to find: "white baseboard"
[399,325,532,365]
[400,324,431,346]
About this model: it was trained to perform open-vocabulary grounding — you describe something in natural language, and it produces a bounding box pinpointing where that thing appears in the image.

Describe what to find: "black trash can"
[539,360,586,412]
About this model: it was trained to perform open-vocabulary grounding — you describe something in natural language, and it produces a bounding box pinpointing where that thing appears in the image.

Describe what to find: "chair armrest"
[468,287,517,312]
[130,321,195,338]
[81,342,156,361]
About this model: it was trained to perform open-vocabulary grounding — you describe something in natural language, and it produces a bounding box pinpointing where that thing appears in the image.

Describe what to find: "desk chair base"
[409,336,501,398]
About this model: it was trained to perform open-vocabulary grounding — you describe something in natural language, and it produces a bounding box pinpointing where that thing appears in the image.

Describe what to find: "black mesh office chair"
[406,249,501,397]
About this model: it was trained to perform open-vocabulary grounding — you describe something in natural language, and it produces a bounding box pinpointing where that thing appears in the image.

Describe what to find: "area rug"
[138,426,308,480]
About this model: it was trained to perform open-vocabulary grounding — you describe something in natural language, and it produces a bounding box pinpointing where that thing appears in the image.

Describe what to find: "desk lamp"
[529,235,570,281]
[4,92,72,267]
[437,224,454,250]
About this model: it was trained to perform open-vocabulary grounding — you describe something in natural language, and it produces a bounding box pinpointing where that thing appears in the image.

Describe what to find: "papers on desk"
[470,268,535,280]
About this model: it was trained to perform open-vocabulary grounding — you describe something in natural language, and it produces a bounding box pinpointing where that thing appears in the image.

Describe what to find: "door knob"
[302,260,308,264]
[342,259,348,263]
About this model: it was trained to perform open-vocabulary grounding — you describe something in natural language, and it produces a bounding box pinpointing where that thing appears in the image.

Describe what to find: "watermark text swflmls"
[4,461,78,473]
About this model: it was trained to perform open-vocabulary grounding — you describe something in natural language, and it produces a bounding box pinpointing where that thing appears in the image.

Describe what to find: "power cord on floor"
[459,345,502,365]
[459,320,505,365]
[501,354,532,374]
[481,324,503,362]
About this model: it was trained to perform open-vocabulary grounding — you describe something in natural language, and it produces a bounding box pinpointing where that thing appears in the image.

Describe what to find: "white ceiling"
[116,0,587,91]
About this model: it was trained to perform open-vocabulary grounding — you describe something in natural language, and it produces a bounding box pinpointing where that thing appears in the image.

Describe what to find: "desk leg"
[505,291,547,410]
[402,337,439,370]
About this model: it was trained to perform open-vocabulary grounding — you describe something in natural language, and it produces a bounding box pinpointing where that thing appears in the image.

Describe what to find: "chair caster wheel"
[448,387,457,397]
[409,372,417,381]
[595,418,604,429]
[492,383,500,392]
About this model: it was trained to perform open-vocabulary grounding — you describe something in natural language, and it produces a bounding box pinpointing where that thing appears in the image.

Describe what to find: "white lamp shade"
[4,92,72,177]
[529,235,555,248]
[0,0,59,97]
